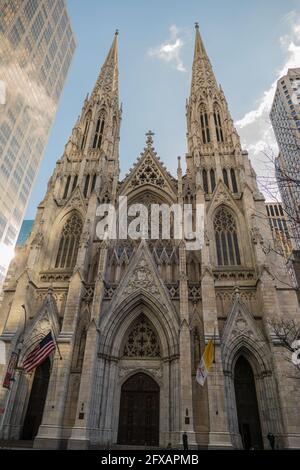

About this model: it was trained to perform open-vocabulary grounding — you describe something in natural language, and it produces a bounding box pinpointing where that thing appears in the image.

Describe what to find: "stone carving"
[82,285,95,304]
[231,312,253,338]
[123,314,160,358]
[123,257,159,297]
[129,155,166,190]
[251,226,264,245]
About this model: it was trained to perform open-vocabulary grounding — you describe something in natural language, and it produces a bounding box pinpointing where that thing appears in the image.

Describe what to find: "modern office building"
[265,202,292,259]
[270,68,300,249]
[0,0,76,287]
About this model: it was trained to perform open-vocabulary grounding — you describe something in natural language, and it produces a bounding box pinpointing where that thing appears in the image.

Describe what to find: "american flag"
[22,332,56,373]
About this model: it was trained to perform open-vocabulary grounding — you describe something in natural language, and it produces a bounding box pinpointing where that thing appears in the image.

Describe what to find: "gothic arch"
[81,109,92,150]
[99,290,179,359]
[48,209,84,270]
[213,205,241,266]
[213,102,224,143]
[209,204,243,267]
[121,313,161,359]
[92,109,106,149]
[221,297,284,449]
[206,181,254,267]
[123,184,176,207]
[96,290,180,447]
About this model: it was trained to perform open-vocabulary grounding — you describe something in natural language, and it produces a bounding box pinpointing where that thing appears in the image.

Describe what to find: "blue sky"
[25,0,300,218]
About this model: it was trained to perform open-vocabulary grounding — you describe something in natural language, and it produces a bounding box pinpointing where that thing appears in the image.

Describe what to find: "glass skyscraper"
[270,68,300,249]
[0,0,75,286]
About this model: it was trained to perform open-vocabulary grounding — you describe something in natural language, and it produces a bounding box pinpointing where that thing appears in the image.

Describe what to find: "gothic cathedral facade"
[0,26,300,450]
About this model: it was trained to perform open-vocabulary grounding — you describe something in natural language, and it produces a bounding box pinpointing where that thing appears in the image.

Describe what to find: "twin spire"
[90,23,220,107]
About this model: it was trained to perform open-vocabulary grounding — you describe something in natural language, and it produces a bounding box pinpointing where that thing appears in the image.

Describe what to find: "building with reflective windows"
[0,0,75,287]
[265,202,292,259]
[270,68,300,249]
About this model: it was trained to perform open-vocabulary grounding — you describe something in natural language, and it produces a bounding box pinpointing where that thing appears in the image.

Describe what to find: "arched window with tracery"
[81,111,91,150]
[223,168,229,188]
[214,206,241,266]
[93,111,105,149]
[230,168,238,193]
[200,105,210,144]
[213,104,224,143]
[210,169,216,192]
[55,213,83,269]
[123,314,161,358]
[202,169,208,194]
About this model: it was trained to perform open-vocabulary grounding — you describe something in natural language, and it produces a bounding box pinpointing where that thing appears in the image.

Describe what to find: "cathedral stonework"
[0,26,300,450]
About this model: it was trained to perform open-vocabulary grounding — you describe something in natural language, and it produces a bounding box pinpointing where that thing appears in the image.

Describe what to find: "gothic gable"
[21,289,60,358]
[119,146,177,201]
[221,289,265,350]
[106,240,179,322]
[207,179,242,218]
[55,186,87,215]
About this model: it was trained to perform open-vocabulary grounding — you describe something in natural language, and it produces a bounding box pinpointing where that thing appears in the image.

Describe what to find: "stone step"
[100,444,162,451]
[0,440,34,449]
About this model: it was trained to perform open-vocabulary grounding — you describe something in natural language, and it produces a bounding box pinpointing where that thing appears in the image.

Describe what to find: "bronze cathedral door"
[234,356,263,450]
[22,358,50,440]
[118,373,159,446]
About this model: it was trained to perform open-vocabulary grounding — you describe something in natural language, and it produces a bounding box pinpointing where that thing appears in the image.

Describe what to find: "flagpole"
[213,326,216,364]
[51,328,63,360]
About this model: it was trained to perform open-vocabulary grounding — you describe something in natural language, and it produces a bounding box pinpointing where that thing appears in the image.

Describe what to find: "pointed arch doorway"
[234,356,263,449]
[22,358,51,440]
[118,373,159,446]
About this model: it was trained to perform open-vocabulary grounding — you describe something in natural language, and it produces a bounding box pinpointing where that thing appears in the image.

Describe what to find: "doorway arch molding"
[95,290,181,447]
[222,338,284,449]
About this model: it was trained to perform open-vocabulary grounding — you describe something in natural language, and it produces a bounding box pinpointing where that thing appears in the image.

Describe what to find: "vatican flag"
[196,339,214,386]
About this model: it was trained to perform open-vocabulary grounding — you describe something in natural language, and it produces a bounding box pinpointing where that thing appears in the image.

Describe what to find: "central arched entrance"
[118,373,159,446]
[234,356,263,449]
[22,358,51,440]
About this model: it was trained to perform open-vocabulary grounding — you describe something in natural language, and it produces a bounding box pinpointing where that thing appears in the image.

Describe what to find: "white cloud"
[148,25,187,72]
[235,11,300,185]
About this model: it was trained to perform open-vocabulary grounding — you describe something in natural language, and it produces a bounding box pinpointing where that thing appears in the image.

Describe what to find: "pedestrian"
[182,432,188,450]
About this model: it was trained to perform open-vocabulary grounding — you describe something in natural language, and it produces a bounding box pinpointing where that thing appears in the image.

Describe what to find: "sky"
[25,0,300,219]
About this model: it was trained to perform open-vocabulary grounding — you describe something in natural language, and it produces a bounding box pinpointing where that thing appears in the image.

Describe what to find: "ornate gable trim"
[119,148,177,199]
[106,240,179,323]
[55,186,87,215]
[207,179,242,218]
[21,290,60,360]
[222,290,264,346]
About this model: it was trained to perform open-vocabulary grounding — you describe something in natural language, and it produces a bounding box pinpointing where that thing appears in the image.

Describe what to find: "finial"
[115,29,119,36]
[145,130,155,148]
[195,22,199,30]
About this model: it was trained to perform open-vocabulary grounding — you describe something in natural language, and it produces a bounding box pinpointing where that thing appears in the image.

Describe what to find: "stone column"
[178,241,197,447]
[201,267,233,449]
[34,270,84,449]
[68,244,108,449]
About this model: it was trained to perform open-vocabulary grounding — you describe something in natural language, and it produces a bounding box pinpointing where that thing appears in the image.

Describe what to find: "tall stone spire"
[186,23,241,177]
[191,22,218,96]
[91,29,119,104]
[51,31,122,203]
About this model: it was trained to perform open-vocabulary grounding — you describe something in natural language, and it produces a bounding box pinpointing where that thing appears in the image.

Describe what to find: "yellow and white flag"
[196,339,214,386]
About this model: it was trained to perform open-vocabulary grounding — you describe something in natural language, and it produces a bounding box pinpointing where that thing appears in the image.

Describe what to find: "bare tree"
[268,318,300,375]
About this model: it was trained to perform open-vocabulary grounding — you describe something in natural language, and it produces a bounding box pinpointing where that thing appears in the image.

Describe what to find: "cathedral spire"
[191,22,218,95]
[91,30,119,103]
